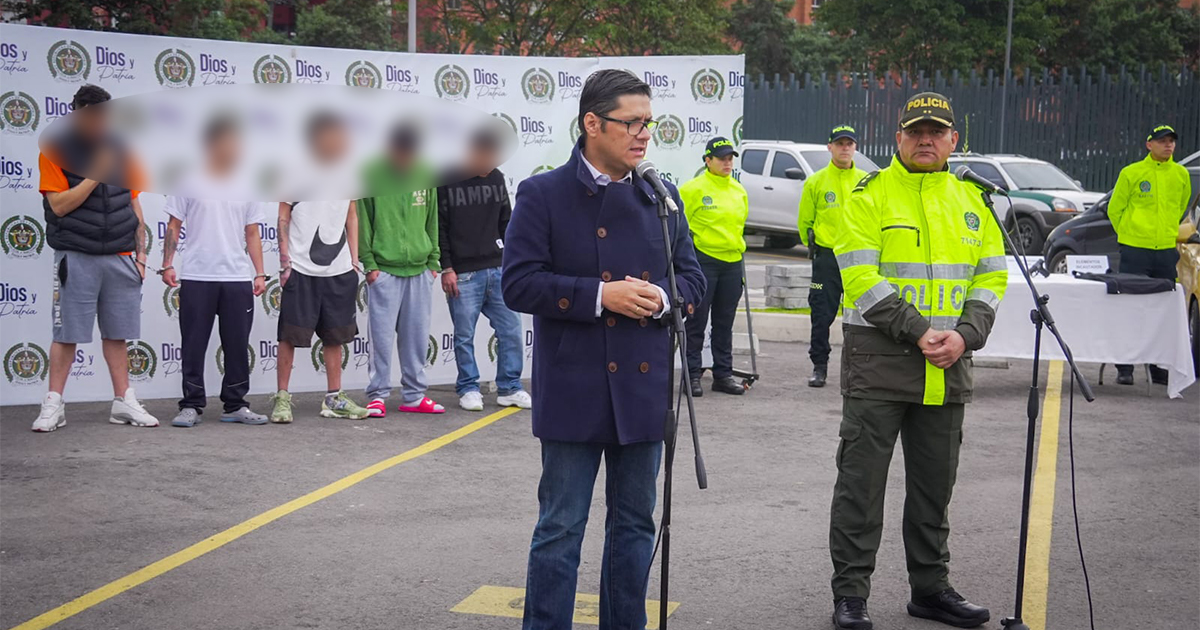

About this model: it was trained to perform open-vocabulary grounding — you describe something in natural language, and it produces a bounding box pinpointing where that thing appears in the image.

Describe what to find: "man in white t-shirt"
[160,117,269,427]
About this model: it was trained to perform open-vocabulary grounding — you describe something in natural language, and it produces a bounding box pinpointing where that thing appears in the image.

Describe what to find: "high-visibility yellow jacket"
[1109,153,1192,250]
[679,168,750,262]
[797,161,868,249]
[835,156,1009,406]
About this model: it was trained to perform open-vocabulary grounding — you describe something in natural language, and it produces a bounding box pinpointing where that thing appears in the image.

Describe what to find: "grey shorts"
[52,250,143,344]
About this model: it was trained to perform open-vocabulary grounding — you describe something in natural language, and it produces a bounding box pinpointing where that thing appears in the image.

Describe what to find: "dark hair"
[306,110,345,146]
[389,121,421,153]
[577,69,651,139]
[71,84,111,111]
[204,114,239,147]
[470,127,499,151]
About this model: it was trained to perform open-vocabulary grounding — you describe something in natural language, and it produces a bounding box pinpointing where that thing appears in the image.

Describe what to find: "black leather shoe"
[1116,372,1134,385]
[809,365,828,388]
[907,589,990,628]
[833,597,872,630]
[712,376,744,395]
[1149,365,1169,386]
[690,378,703,398]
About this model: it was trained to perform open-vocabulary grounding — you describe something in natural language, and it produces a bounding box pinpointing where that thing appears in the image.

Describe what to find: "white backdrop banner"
[0,24,744,405]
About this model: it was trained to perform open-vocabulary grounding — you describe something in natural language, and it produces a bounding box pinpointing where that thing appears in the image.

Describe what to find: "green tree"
[294,0,399,51]
[169,0,272,41]
[1046,0,1200,71]
[728,0,856,79]
[584,0,732,56]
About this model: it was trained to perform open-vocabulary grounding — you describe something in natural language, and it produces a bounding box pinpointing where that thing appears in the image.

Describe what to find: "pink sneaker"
[366,399,387,418]
[397,397,445,414]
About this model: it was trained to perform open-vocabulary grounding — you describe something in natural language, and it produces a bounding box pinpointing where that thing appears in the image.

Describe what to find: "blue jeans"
[446,267,525,396]
[523,440,663,630]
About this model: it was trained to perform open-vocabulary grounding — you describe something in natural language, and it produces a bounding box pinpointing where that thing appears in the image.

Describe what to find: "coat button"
[597,227,608,238]
[608,362,618,373]
[639,362,650,373]
[606,316,616,327]
[558,298,570,310]
[601,271,612,282]
[639,317,648,327]
[641,271,650,281]
[686,303,695,315]
[587,190,595,197]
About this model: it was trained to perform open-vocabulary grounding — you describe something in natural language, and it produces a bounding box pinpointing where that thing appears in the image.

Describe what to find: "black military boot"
[809,364,828,388]
[1149,365,1169,386]
[712,376,744,395]
[690,378,703,398]
[907,588,990,628]
[833,596,872,629]
[1115,365,1135,385]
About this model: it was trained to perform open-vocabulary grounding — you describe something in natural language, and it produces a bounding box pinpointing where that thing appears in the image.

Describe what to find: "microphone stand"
[972,188,1095,630]
[653,190,708,630]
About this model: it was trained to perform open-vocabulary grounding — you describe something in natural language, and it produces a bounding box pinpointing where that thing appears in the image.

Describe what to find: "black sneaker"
[690,378,703,398]
[907,588,990,628]
[1149,365,1169,386]
[833,596,872,629]
[712,376,744,395]
[809,365,828,388]
[1116,372,1135,385]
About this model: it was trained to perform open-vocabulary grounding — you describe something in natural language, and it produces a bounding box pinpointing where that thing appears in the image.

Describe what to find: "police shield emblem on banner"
[254,54,292,84]
[493,112,518,136]
[435,64,470,100]
[522,68,556,104]
[653,114,685,149]
[126,340,158,381]
[155,49,196,88]
[356,280,368,313]
[345,60,382,89]
[216,344,257,375]
[311,340,350,373]
[1,216,45,258]
[691,68,725,104]
[263,279,283,317]
[162,285,182,319]
[425,335,438,368]
[4,342,48,385]
[731,116,744,146]
[0,91,40,134]
[47,40,91,82]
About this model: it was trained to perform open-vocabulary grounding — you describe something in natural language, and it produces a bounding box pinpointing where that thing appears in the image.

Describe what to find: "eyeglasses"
[596,114,658,136]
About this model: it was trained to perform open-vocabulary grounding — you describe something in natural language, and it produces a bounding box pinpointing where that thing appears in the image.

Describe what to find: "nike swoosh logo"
[246,308,253,313]
[309,226,347,267]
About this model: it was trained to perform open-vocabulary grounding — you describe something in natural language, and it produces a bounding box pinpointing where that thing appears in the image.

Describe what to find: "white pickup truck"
[739,140,880,249]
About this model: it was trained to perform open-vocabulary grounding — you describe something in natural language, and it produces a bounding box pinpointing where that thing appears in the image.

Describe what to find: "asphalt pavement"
[1,333,1195,630]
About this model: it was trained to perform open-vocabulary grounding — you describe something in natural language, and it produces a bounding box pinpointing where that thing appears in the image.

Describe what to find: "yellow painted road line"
[1022,360,1064,630]
[451,585,680,629]
[10,408,522,630]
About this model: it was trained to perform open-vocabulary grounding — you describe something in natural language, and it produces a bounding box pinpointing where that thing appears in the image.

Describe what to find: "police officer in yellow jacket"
[1108,124,1192,385]
[798,125,869,388]
[828,93,1006,630]
[679,137,750,397]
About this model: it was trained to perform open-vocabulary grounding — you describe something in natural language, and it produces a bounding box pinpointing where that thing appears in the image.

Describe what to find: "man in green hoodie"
[358,126,445,417]
[679,136,750,397]
[1109,124,1192,385]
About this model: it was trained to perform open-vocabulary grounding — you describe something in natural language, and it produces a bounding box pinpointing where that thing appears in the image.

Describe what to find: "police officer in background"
[827,93,1006,630]
[798,125,868,388]
[1108,124,1192,386]
[679,137,750,397]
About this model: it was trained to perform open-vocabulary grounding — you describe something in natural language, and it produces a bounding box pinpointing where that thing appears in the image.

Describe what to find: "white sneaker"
[32,392,66,432]
[110,388,160,427]
[458,391,484,412]
[497,390,533,409]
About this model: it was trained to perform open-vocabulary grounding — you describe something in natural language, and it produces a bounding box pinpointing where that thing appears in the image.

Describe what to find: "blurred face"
[1146,136,1176,161]
[311,123,348,165]
[705,154,734,176]
[468,143,498,178]
[206,130,240,176]
[73,105,107,141]
[895,121,958,172]
[829,138,856,169]
[584,93,652,175]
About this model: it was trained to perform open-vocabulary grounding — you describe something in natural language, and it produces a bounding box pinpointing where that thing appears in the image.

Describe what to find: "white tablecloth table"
[976,266,1196,399]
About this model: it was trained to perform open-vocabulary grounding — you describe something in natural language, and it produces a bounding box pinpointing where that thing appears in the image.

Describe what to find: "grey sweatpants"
[365,271,434,404]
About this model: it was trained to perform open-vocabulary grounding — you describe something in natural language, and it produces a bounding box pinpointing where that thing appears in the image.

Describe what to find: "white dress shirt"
[579,153,671,319]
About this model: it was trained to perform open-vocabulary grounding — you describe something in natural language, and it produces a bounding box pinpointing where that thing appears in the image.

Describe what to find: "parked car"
[739,140,880,249]
[1177,197,1200,375]
[1180,150,1200,203]
[949,153,1106,254]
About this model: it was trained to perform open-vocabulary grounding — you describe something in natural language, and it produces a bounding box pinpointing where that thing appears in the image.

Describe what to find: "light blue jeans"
[446,267,525,396]
[366,271,433,405]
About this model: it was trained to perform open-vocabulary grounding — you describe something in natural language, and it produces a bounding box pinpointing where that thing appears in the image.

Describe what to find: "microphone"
[954,165,1007,196]
[635,160,680,212]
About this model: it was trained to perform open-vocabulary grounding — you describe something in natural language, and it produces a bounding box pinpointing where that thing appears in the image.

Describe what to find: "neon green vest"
[679,169,750,262]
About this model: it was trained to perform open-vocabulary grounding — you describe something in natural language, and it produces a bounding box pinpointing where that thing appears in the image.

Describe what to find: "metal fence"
[744,66,1200,192]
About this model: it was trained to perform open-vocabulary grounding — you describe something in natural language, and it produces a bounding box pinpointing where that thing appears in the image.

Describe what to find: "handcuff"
[153,264,271,281]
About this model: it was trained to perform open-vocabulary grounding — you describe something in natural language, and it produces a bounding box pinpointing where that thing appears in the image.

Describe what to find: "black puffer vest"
[42,133,139,255]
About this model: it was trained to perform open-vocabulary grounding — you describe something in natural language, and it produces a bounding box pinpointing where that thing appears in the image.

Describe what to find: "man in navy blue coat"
[502,69,706,630]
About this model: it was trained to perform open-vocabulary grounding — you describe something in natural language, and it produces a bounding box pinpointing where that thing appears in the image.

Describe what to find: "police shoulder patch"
[852,171,880,192]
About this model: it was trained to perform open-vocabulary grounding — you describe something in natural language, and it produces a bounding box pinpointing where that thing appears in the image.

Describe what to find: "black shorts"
[278,270,358,347]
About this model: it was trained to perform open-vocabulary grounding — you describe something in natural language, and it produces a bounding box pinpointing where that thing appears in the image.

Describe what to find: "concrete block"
[766,286,810,299]
[765,296,807,309]
[765,264,812,278]
[734,310,844,345]
[765,275,811,288]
